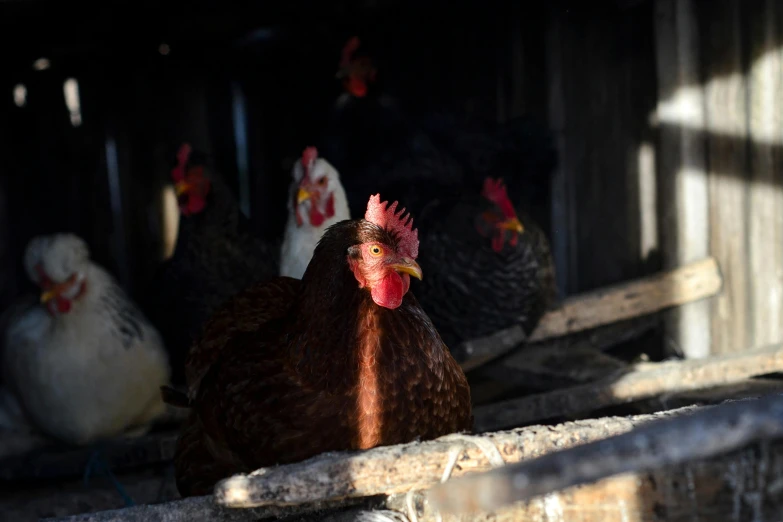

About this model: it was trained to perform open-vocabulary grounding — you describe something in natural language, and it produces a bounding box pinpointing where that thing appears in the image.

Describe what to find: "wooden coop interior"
[2,0,783,521]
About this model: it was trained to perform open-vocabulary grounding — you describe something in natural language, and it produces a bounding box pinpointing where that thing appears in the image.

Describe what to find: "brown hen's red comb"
[365,194,419,259]
[482,177,517,219]
[171,143,192,182]
[340,36,361,68]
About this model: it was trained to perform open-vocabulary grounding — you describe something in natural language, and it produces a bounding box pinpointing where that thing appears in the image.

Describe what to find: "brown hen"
[169,195,473,497]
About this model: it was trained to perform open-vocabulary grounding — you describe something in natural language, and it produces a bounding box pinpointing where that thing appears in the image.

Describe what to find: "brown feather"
[175,219,472,497]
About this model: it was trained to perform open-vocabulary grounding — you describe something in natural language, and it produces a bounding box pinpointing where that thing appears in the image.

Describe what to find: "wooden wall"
[1,0,781,359]
[542,0,783,358]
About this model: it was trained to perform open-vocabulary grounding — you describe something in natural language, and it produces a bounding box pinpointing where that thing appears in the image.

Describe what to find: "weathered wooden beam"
[396,441,783,521]
[654,0,712,359]
[210,405,701,510]
[454,256,722,371]
[469,346,629,406]
[700,0,750,356]
[473,342,783,433]
[637,377,783,412]
[427,393,783,516]
[747,0,783,349]
[469,314,661,404]
[49,400,780,522]
[43,494,388,522]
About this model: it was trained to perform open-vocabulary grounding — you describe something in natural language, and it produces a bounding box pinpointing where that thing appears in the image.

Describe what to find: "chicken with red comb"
[142,143,279,387]
[280,146,350,279]
[414,176,557,353]
[168,194,472,497]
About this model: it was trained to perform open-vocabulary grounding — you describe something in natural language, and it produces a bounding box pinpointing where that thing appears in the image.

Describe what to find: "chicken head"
[348,195,422,310]
[337,36,376,98]
[476,177,525,253]
[291,146,347,228]
[171,143,211,217]
[24,234,89,315]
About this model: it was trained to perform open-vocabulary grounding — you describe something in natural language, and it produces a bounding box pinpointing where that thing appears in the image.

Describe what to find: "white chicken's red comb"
[301,147,318,168]
[171,143,192,182]
[482,177,517,220]
[340,36,361,68]
[365,194,419,259]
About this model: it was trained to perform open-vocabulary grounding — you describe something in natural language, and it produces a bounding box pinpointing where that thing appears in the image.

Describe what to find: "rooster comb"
[301,147,318,169]
[171,143,193,182]
[365,194,418,258]
[340,36,361,68]
[482,177,516,219]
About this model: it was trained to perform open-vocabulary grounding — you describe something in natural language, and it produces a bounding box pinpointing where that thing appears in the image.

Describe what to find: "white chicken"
[279,146,351,279]
[1,233,171,447]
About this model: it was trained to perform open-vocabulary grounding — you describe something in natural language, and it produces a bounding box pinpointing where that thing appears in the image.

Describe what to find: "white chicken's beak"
[392,259,423,280]
[175,181,191,196]
[40,289,57,304]
[297,188,312,204]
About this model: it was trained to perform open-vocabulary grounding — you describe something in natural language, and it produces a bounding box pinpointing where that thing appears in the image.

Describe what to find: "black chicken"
[414,177,557,349]
[320,37,557,234]
[143,144,279,386]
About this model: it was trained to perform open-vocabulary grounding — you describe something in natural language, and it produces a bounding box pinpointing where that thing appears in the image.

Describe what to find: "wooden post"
[747,0,783,349]
[654,0,711,358]
[546,6,575,297]
[699,0,750,354]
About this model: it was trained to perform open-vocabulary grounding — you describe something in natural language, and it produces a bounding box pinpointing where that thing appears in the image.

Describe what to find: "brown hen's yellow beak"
[392,259,423,281]
[297,188,312,204]
[174,180,191,196]
[500,217,524,234]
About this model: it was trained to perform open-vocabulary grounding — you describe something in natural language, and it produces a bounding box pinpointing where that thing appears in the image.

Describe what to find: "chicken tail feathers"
[161,385,191,408]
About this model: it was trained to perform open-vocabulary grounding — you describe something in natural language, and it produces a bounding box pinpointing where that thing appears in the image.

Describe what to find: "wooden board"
[654,0,712,359]
[455,256,722,371]
[700,0,750,355]
[429,393,783,519]
[528,257,721,343]
[473,342,783,433]
[406,445,783,521]
[747,0,783,349]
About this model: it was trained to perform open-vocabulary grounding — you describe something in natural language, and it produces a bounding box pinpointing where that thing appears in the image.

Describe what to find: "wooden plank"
[747,0,783,349]
[47,401,783,521]
[407,445,783,521]
[469,347,629,406]
[637,377,783,412]
[654,0,711,359]
[454,256,722,371]
[211,406,706,510]
[700,0,750,355]
[528,256,721,342]
[428,393,783,517]
[473,342,783,433]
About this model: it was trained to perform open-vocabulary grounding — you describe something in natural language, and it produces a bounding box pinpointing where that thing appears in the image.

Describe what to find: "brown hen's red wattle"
[170,198,472,497]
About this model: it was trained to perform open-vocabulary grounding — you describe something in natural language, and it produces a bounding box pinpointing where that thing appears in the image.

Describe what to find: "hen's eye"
[369,245,383,257]
[317,177,327,186]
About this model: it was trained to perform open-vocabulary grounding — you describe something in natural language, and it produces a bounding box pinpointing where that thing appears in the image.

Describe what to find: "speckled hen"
[414,177,557,350]
[1,234,170,445]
